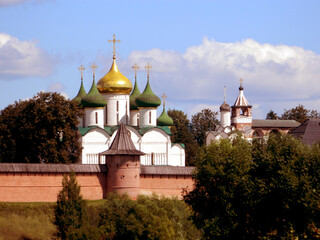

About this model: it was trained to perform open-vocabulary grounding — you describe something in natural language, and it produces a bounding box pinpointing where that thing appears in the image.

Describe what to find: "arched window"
[116,101,119,124]
[149,111,152,124]
[95,112,98,124]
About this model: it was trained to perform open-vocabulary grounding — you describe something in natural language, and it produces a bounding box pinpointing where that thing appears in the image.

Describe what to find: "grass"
[0,201,107,240]
[0,202,56,240]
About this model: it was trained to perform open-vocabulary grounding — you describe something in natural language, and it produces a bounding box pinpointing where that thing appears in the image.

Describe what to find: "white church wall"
[103,93,130,126]
[82,128,110,164]
[130,110,139,126]
[168,144,185,166]
[139,108,157,128]
[84,107,104,128]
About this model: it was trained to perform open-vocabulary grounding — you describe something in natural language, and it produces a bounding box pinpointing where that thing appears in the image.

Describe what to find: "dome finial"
[132,63,139,81]
[90,63,98,81]
[78,64,85,82]
[108,34,121,59]
[239,78,244,90]
[145,63,152,80]
[224,86,227,103]
[161,93,167,108]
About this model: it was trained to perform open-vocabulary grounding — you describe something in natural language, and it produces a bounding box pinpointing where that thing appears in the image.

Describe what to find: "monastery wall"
[0,164,195,202]
[0,172,106,202]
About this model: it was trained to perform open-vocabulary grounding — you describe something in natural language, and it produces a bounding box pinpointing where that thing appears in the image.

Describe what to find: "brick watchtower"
[100,123,144,199]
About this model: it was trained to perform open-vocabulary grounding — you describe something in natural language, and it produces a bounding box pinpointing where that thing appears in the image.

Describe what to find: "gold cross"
[90,63,98,75]
[224,86,227,102]
[78,64,85,80]
[108,34,120,59]
[161,93,167,106]
[132,63,139,78]
[145,63,152,79]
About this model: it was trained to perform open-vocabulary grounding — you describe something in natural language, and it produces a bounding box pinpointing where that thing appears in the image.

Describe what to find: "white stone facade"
[81,126,185,166]
[102,93,130,126]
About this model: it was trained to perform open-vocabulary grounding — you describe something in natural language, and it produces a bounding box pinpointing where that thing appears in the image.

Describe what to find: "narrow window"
[117,101,119,124]
[149,111,152,124]
[95,112,98,124]
[137,113,140,126]
[105,105,108,124]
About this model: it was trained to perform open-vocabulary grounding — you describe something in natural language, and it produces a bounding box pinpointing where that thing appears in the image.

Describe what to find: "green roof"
[81,78,107,107]
[157,106,173,126]
[129,78,141,110]
[78,125,171,137]
[72,80,87,106]
[136,79,161,108]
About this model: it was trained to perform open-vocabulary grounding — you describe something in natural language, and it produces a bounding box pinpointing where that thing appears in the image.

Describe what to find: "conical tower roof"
[233,80,251,107]
[73,80,87,106]
[157,105,173,126]
[81,76,107,108]
[130,78,141,110]
[97,58,133,94]
[100,123,145,155]
[136,78,161,108]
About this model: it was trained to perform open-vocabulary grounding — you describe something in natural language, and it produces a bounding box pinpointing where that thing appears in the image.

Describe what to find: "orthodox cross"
[78,64,85,81]
[224,86,227,103]
[108,34,120,59]
[161,93,167,106]
[239,78,243,87]
[132,63,139,79]
[145,63,152,79]
[90,63,98,79]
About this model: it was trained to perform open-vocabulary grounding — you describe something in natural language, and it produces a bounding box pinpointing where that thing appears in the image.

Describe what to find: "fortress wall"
[0,172,107,202]
[140,174,194,199]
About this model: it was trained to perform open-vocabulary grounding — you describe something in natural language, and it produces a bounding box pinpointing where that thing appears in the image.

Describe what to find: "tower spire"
[108,34,121,59]
[239,78,244,90]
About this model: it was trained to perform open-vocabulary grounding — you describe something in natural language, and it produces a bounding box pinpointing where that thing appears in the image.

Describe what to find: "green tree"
[185,135,320,239]
[0,92,83,163]
[266,109,279,120]
[191,108,219,146]
[280,104,319,123]
[54,171,87,240]
[99,193,200,240]
[168,109,199,166]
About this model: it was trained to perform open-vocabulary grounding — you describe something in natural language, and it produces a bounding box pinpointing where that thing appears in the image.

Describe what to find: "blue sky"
[1,0,320,119]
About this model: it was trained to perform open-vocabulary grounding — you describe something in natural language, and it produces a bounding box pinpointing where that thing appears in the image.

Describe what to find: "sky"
[1,0,320,119]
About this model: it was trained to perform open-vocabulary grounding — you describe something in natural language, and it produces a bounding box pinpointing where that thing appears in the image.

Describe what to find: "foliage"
[191,108,219,146]
[54,171,96,240]
[280,104,319,123]
[0,92,83,163]
[99,193,200,240]
[266,109,279,120]
[185,135,320,239]
[168,109,199,165]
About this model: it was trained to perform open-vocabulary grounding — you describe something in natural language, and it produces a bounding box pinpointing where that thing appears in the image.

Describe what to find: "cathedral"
[72,35,185,166]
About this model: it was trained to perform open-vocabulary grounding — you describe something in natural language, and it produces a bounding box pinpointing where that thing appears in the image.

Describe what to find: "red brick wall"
[0,172,194,202]
[0,172,107,202]
[140,174,194,199]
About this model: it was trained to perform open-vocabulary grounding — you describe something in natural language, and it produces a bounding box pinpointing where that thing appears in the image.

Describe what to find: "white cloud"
[46,82,69,99]
[122,37,320,118]
[0,0,49,7]
[0,33,55,79]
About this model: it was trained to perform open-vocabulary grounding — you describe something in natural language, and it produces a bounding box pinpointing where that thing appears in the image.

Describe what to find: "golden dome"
[97,58,133,94]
